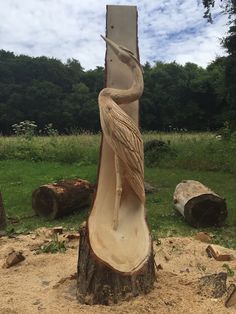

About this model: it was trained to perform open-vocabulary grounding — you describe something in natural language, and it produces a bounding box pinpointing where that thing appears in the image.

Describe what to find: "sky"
[0,0,228,70]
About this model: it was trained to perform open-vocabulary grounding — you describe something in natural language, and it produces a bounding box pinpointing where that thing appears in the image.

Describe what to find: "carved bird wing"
[100,97,145,202]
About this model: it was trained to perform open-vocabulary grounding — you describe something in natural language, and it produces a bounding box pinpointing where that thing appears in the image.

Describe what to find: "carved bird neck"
[99,58,143,105]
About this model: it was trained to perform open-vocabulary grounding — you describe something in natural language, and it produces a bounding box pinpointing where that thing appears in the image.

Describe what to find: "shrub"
[12,120,37,139]
[144,139,176,167]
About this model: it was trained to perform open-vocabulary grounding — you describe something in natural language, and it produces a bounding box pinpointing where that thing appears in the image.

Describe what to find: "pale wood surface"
[88,4,151,273]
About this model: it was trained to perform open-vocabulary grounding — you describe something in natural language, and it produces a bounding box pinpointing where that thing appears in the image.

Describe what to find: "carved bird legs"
[113,154,123,230]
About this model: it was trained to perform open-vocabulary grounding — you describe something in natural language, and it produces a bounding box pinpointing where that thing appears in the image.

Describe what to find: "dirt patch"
[0,231,236,314]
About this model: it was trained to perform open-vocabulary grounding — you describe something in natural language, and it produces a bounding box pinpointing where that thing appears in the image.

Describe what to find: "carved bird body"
[99,36,145,230]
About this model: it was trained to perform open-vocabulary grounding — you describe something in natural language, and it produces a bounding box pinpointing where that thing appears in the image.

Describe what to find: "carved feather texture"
[99,95,145,202]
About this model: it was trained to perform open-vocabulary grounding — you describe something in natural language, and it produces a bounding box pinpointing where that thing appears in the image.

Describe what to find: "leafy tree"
[202,0,236,131]
[0,48,232,134]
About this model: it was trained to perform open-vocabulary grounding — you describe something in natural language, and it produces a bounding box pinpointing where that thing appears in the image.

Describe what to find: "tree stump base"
[77,225,156,305]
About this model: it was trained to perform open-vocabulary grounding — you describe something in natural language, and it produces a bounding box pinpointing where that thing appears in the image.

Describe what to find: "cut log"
[173,180,227,227]
[77,5,155,304]
[0,192,7,229]
[32,179,94,219]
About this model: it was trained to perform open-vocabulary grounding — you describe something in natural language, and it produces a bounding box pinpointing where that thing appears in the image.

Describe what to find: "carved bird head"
[101,35,143,71]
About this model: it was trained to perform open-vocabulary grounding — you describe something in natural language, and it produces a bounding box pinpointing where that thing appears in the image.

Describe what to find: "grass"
[0,134,100,164]
[0,160,96,231]
[1,132,236,174]
[0,132,235,248]
[35,233,67,254]
[0,160,235,248]
[145,167,236,248]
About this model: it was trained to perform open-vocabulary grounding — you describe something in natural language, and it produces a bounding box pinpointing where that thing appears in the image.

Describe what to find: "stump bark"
[174,180,227,227]
[0,192,7,229]
[32,179,94,219]
[77,224,155,305]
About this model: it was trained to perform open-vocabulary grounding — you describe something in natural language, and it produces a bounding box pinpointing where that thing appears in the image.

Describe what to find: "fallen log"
[32,179,94,219]
[173,180,227,227]
[0,192,7,229]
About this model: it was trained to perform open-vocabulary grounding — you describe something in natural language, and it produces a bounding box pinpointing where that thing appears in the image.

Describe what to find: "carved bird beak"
[100,35,143,72]
[101,35,121,55]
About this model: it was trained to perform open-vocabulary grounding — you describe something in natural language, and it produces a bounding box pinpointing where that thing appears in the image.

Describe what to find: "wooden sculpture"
[99,35,145,230]
[77,35,155,305]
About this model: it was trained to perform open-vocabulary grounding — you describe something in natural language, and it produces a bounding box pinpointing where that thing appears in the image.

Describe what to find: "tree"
[0,48,230,134]
[202,0,236,130]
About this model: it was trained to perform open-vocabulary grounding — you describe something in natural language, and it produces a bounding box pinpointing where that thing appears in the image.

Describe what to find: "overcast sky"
[0,0,228,70]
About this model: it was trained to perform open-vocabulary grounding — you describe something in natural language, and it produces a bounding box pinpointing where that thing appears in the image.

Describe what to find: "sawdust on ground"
[0,229,236,314]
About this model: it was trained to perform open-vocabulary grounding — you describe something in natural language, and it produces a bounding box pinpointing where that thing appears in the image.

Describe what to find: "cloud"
[0,0,228,69]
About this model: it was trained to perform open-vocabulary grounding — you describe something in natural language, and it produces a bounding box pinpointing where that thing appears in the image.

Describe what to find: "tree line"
[0,51,234,134]
[0,0,235,135]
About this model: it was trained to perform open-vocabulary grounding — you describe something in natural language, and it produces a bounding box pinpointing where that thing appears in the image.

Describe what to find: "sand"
[0,229,236,314]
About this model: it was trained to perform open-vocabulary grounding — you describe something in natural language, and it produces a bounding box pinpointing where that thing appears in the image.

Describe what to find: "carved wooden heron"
[99,35,145,230]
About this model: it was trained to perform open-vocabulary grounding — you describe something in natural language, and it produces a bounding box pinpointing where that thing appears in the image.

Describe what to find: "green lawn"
[0,159,235,248]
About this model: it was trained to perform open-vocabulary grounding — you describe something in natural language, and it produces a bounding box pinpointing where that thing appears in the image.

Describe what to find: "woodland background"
[0,2,235,135]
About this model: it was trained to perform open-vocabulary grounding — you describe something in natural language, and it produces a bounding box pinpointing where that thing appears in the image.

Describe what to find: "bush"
[12,120,37,139]
[144,139,177,167]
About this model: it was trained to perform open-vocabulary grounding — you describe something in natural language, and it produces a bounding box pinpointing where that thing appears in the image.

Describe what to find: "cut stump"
[77,225,155,305]
[174,180,227,227]
[32,179,94,219]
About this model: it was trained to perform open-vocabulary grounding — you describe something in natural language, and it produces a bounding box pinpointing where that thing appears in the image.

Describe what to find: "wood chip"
[52,273,77,289]
[206,245,233,261]
[194,232,211,243]
[52,227,63,234]
[3,250,25,268]
[64,233,80,240]
[29,243,44,251]
[155,263,163,271]
[225,284,236,307]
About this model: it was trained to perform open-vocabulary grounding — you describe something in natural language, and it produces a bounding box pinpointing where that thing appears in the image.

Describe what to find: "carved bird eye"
[107,106,112,111]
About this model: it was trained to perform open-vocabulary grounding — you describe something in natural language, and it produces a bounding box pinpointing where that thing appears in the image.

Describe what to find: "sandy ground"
[0,229,236,314]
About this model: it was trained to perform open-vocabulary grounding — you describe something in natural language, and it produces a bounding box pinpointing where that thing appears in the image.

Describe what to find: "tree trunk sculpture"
[77,6,155,305]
